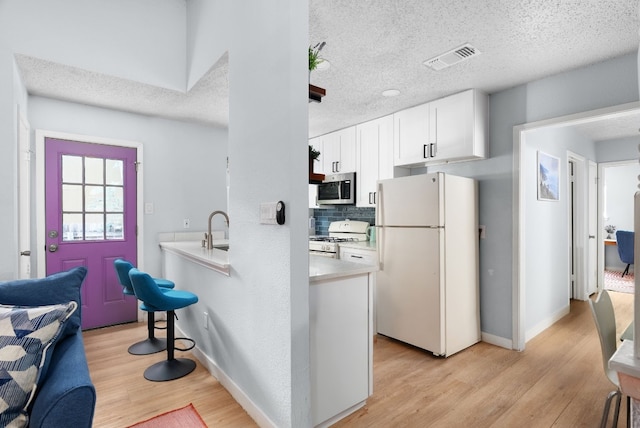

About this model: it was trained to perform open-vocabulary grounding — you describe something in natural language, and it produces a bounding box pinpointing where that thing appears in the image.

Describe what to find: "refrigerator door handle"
[377,226,383,270]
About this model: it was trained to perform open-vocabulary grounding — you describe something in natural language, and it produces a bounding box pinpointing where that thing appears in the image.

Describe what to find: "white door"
[17,112,31,279]
[376,227,442,354]
[377,174,442,227]
[587,161,598,295]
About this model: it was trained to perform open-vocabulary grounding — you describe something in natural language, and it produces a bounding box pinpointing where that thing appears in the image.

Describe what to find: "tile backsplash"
[312,206,375,236]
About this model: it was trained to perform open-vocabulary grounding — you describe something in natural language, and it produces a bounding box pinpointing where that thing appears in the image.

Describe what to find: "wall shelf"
[309,172,325,184]
[309,84,326,103]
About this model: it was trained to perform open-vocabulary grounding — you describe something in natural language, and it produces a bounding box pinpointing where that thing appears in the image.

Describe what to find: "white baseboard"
[175,326,276,428]
[481,332,513,350]
[525,304,570,342]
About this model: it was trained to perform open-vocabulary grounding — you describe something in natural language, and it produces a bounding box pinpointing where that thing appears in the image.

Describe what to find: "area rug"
[128,403,207,428]
[604,269,634,294]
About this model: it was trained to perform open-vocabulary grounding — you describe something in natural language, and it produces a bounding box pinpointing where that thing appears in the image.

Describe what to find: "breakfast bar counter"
[159,240,230,276]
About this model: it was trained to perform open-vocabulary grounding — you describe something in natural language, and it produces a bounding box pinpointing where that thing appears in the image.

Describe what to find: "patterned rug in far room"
[604,269,635,294]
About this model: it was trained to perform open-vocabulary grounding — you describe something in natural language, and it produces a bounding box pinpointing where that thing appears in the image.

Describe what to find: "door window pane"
[62,155,83,183]
[85,214,104,240]
[62,184,83,211]
[85,186,104,212]
[60,153,128,242]
[106,214,124,240]
[62,213,83,241]
[106,186,123,212]
[85,158,104,184]
[106,159,123,185]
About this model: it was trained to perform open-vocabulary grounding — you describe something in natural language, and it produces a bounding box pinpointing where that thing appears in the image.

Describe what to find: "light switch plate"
[144,202,154,214]
[260,202,278,225]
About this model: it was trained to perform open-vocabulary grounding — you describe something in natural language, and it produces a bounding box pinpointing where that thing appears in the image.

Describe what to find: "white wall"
[0,0,187,90]
[596,136,639,163]
[522,126,596,333]
[604,162,638,232]
[186,0,230,89]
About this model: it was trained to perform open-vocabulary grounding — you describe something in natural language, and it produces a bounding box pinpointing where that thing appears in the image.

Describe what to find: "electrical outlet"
[183,219,190,229]
[203,312,208,330]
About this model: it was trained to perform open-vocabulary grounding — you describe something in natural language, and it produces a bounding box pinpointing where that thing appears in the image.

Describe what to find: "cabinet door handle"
[336,161,340,172]
[423,144,429,159]
[350,255,363,259]
[373,192,377,204]
[430,143,437,157]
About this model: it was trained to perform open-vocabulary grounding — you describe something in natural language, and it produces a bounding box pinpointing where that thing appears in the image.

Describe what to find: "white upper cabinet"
[356,115,395,207]
[321,127,356,174]
[393,103,430,166]
[394,89,487,167]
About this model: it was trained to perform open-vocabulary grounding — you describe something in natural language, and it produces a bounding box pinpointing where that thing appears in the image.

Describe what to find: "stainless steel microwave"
[317,172,356,205]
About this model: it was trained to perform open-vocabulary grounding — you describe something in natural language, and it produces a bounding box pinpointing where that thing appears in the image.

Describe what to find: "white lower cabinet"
[310,273,372,427]
[339,247,377,265]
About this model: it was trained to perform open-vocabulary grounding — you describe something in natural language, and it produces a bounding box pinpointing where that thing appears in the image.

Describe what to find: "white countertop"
[160,240,230,276]
[309,255,377,283]
[160,241,377,281]
[337,240,377,251]
[610,339,640,379]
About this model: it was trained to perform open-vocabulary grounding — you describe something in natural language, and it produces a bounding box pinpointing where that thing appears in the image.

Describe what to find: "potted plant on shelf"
[309,145,321,173]
[309,42,326,76]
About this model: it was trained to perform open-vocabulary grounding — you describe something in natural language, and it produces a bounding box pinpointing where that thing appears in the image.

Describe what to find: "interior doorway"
[512,101,640,351]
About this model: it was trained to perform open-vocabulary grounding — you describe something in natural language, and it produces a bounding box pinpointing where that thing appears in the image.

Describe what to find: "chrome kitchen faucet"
[205,210,229,250]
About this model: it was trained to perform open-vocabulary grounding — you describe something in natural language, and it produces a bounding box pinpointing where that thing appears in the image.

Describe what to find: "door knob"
[48,244,58,253]
[19,250,30,256]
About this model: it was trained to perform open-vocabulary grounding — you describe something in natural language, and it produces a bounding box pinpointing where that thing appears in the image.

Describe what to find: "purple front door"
[45,137,138,329]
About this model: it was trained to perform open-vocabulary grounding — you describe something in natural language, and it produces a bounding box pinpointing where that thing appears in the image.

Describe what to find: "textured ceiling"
[16,53,229,128]
[14,0,640,142]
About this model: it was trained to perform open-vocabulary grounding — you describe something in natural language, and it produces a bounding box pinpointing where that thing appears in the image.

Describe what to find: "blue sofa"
[0,267,96,427]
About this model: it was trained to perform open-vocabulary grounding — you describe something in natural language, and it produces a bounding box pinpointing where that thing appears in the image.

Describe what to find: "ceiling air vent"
[423,43,481,71]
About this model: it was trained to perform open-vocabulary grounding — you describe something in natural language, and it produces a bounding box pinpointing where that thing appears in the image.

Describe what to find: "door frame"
[597,159,638,285]
[34,130,144,278]
[512,101,640,351]
[566,151,587,301]
[587,160,598,296]
[17,109,31,279]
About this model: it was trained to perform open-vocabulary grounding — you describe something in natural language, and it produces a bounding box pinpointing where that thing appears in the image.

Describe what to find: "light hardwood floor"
[84,291,632,427]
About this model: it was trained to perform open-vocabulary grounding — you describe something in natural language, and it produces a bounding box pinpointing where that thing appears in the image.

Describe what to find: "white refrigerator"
[375,172,480,357]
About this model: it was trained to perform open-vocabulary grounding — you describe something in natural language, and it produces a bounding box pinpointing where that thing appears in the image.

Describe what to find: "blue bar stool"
[114,259,175,355]
[128,268,199,382]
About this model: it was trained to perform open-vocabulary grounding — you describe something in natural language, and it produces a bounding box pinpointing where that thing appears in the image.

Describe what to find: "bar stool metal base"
[128,337,166,355]
[143,358,196,382]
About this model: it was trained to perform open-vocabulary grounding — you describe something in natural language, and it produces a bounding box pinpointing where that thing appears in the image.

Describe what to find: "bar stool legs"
[127,312,167,355]
[143,310,196,382]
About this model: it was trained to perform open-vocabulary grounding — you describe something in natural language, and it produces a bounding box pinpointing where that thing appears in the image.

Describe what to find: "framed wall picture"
[537,151,559,201]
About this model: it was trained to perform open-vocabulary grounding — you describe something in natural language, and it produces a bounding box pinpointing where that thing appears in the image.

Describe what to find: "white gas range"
[309,220,370,258]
